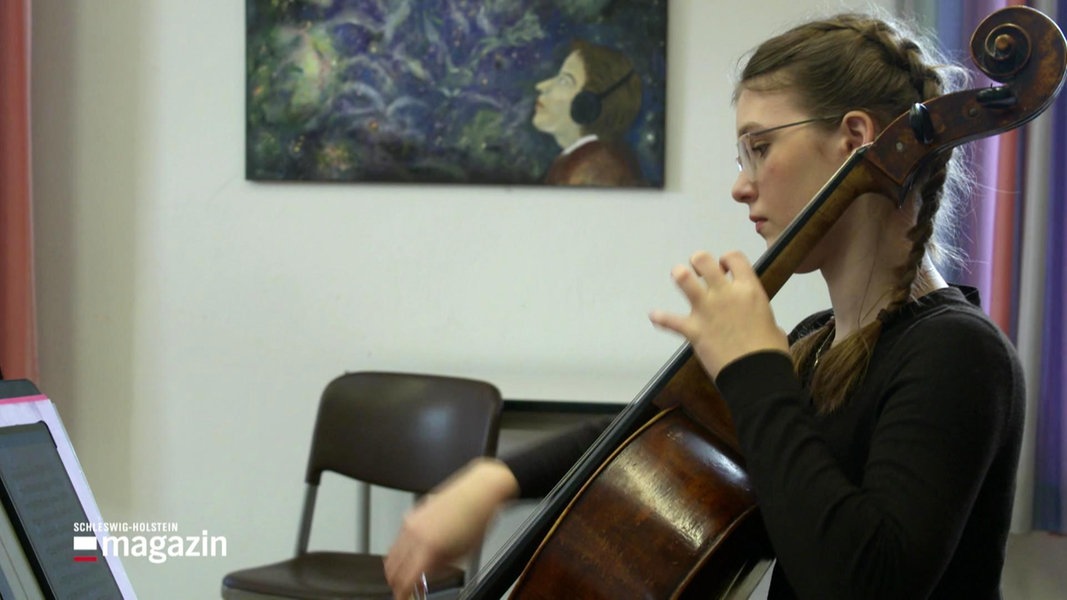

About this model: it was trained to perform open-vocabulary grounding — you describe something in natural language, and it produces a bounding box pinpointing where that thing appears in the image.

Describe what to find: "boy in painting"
[532,40,645,187]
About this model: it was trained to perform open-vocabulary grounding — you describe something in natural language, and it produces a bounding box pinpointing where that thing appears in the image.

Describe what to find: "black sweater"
[503,287,1024,599]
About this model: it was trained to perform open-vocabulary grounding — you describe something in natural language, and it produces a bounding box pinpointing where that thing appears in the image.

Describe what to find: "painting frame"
[245,0,667,188]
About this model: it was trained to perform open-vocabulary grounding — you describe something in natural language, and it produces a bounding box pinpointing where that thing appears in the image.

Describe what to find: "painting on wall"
[245,0,668,188]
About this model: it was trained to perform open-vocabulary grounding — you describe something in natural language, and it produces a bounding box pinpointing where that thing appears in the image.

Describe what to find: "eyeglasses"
[736,116,841,182]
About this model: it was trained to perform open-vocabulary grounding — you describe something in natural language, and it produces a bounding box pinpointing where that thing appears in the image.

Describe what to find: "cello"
[463,6,1067,599]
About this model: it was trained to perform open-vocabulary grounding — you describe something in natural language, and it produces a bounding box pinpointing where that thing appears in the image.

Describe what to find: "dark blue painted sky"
[246,0,667,186]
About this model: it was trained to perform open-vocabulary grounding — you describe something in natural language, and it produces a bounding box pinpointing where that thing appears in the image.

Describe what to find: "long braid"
[876,29,952,321]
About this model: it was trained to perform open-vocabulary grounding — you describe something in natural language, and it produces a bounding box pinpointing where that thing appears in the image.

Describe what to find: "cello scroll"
[864,6,1065,197]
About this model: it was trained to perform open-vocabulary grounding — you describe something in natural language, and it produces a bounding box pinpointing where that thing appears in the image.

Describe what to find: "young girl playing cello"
[386,11,1025,599]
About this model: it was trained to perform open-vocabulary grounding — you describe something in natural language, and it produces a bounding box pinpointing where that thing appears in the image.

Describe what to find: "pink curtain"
[966,128,1022,336]
[0,0,38,382]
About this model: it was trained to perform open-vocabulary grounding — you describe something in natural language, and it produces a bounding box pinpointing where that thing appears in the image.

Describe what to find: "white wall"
[28,0,1065,598]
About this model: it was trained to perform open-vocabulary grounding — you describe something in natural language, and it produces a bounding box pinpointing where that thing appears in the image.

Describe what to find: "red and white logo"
[73,535,99,562]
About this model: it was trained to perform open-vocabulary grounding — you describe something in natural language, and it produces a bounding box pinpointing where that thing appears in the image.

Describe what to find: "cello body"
[461,7,1066,599]
[508,352,781,599]
[509,407,771,599]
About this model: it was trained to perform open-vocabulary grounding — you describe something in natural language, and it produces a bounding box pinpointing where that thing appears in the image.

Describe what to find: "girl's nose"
[731,171,756,204]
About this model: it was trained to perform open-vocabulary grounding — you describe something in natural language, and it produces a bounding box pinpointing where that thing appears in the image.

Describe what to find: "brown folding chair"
[221,371,503,600]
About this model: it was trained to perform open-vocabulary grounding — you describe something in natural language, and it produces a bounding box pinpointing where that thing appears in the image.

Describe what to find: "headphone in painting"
[570,69,637,125]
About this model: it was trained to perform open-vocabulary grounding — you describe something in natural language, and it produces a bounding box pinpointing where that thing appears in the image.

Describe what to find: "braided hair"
[734,13,971,413]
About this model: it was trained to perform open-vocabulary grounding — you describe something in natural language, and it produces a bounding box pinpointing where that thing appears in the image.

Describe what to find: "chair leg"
[295,485,318,555]
[358,481,371,553]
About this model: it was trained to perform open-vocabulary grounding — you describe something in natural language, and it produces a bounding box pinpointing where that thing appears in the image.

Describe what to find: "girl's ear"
[838,110,877,152]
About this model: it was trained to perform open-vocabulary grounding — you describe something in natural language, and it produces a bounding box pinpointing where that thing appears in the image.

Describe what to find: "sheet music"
[0,422,123,599]
[0,383,136,599]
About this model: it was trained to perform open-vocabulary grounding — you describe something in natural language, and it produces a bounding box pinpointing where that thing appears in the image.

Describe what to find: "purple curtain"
[925,0,1026,333]
[910,0,1066,532]
[1033,0,1066,535]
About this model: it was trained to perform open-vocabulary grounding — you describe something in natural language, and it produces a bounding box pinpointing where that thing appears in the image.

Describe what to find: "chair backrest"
[305,371,503,493]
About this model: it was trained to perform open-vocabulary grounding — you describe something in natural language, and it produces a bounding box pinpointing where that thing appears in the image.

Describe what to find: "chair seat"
[220,373,500,599]
[221,551,465,600]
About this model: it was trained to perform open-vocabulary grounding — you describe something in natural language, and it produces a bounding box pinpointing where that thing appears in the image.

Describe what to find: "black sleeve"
[501,416,613,499]
[714,315,1020,598]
